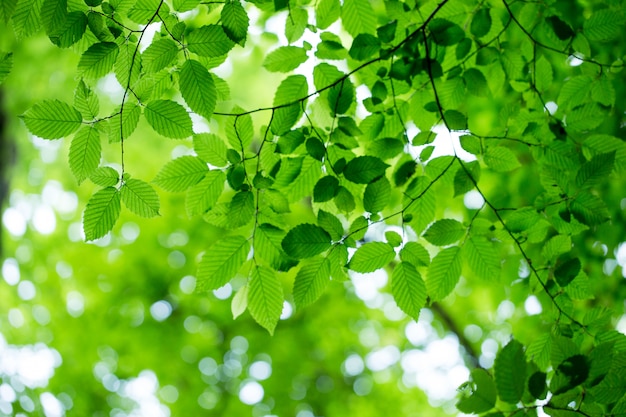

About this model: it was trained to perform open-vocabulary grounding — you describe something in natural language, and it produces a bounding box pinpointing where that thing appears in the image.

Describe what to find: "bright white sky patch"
[524,296,543,315]
[150,301,172,322]
[249,361,272,380]
[2,208,27,236]
[239,381,264,405]
[2,258,20,285]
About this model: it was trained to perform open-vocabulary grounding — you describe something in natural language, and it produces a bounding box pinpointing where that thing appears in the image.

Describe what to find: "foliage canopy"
[1,0,626,415]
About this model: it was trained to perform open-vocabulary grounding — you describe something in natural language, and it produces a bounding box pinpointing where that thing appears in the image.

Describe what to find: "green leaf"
[197,235,250,291]
[263,46,308,73]
[144,99,193,139]
[363,176,391,213]
[454,161,480,196]
[341,0,376,37]
[153,156,208,192]
[527,334,551,370]
[77,42,119,80]
[248,265,283,335]
[193,133,228,167]
[344,156,388,184]
[0,0,17,24]
[185,170,225,217]
[399,242,430,267]
[180,59,217,120]
[444,109,467,130]
[317,209,344,241]
[349,33,380,60]
[484,146,520,172]
[391,262,426,321]
[463,236,501,281]
[187,25,235,57]
[588,371,626,404]
[535,55,553,93]
[173,0,200,12]
[464,68,490,97]
[231,284,248,319]
[74,80,99,120]
[327,75,354,116]
[385,231,402,247]
[313,176,339,203]
[221,0,249,45]
[114,43,141,88]
[121,178,160,217]
[142,38,179,73]
[293,257,331,309]
[83,187,121,241]
[575,152,615,189]
[0,52,13,84]
[429,19,464,46]
[423,219,465,246]
[541,235,571,261]
[90,167,119,187]
[49,11,87,48]
[426,246,461,301]
[227,190,255,228]
[42,0,65,30]
[571,192,610,225]
[225,107,254,150]
[349,242,395,273]
[285,7,307,43]
[69,126,101,184]
[22,99,82,139]
[495,340,526,404]
[334,186,355,213]
[271,75,308,135]
[555,257,581,288]
[254,224,290,270]
[583,9,625,42]
[127,0,162,24]
[456,369,497,414]
[108,102,141,143]
[316,0,340,29]
[12,0,43,39]
[470,7,491,38]
[591,76,616,107]
[282,224,332,259]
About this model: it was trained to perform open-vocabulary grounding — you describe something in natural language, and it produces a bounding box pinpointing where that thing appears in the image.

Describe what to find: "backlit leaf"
[180,59,217,120]
[391,262,426,320]
[263,46,308,73]
[248,265,283,335]
[153,156,208,192]
[495,340,526,404]
[463,236,501,281]
[69,126,101,184]
[193,133,228,167]
[426,246,461,301]
[363,176,391,213]
[22,99,82,139]
[121,178,160,217]
[221,0,249,45]
[423,219,465,246]
[400,242,430,267]
[142,38,179,73]
[83,187,121,241]
[271,75,308,135]
[316,0,340,29]
[575,152,615,189]
[349,242,395,273]
[584,9,625,42]
[282,224,332,259]
[144,99,193,139]
[197,235,250,290]
[341,0,376,37]
[187,25,235,57]
[484,146,520,172]
[77,42,118,80]
[185,170,225,217]
[293,257,330,309]
[456,369,497,414]
[344,156,388,184]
